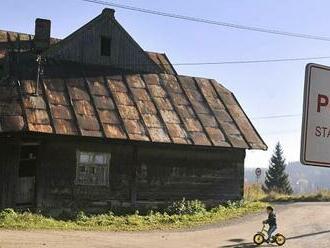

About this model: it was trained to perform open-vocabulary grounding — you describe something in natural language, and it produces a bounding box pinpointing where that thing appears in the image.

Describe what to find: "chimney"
[102,8,115,19]
[34,18,51,52]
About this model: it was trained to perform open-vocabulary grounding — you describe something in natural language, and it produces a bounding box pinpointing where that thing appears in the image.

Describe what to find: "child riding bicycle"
[262,206,277,243]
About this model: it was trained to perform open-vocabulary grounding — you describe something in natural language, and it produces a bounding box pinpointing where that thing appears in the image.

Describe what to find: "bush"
[0,208,17,220]
[166,198,206,215]
[76,211,88,222]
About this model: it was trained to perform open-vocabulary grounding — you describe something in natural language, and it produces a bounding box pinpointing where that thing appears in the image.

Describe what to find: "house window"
[101,36,111,56]
[75,151,111,186]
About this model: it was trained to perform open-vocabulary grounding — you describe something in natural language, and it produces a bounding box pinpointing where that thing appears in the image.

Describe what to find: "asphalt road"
[0,202,330,248]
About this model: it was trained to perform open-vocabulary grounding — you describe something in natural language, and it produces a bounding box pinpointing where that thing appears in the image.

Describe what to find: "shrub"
[76,211,88,222]
[0,208,17,220]
[166,198,206,215]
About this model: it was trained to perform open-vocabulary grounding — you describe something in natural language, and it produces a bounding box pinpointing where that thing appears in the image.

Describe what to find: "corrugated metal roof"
[0,74,267,150]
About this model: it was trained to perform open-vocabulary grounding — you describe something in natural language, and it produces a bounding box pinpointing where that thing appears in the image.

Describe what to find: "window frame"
[75,150,111,186]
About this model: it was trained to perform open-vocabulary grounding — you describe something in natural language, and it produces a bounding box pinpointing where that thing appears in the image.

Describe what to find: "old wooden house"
[0,9,267,214]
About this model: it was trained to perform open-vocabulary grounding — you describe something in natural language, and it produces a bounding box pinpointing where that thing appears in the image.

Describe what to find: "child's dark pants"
[267,225,277,240]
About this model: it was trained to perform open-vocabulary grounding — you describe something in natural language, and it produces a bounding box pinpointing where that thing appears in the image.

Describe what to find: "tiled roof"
[0,30,34,43]
[0,30,60,48]
[146,52,177,75]
[0,73,267,150]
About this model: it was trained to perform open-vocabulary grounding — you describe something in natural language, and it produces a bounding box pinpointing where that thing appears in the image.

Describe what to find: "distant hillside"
[245,162,330,193]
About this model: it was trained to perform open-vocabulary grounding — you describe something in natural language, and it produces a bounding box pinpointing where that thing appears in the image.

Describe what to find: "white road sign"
[301,63,330,167]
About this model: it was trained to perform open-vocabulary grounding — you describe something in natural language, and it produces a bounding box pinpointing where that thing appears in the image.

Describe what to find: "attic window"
[101,36,111,57]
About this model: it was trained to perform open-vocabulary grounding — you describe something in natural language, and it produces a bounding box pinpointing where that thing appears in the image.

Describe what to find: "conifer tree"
[263,142,293,194]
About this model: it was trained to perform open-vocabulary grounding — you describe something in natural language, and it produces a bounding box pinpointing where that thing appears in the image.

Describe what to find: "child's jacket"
[265,212,277,226]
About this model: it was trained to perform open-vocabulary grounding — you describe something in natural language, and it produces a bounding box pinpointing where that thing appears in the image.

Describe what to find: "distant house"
[0,9,266,214]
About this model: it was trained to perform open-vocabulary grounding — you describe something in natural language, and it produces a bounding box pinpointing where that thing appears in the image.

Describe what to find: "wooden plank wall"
[136,147,245,204]
[0,141,20,209]
[47,15,159,74]
[27,138,244,213]
[36,140,132,212]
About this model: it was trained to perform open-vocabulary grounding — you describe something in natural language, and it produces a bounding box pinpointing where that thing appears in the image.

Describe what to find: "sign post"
[255,167,262,184]
[301,63,330,167]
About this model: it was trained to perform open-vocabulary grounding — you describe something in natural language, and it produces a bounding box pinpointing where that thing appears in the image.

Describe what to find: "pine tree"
[263,142,293,194]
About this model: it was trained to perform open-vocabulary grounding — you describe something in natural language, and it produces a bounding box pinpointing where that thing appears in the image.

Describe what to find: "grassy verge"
[3,184,327,232]
[0,201,267,231]
[245,183,330,202]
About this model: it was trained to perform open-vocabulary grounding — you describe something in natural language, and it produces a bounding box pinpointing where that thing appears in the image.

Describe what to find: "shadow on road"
[219,229,330,247]
[287,229,330,240]
[227,239,245,242]
[220,239,275,248]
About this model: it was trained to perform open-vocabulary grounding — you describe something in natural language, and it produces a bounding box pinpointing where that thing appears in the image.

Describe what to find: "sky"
[2,0,330,168]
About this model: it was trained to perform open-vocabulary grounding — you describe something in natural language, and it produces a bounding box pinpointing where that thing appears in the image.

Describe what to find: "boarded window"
[101,36,111,57]
[75,151,110,186]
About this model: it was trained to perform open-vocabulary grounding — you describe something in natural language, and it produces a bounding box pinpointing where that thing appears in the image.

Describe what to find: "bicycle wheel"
[253,233,264,245]
[275,234,286,246]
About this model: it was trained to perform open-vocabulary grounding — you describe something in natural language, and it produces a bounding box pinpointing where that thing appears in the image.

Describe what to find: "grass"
[0,201,267,231]
[244,183,330,202]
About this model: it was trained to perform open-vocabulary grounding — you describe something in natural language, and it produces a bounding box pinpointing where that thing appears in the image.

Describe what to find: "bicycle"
[253,224,286,246]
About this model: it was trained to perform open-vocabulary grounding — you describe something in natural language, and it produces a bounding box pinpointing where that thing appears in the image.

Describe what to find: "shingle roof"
[0,30,60,49]
[0,73,267,150]
[146,52,177,75]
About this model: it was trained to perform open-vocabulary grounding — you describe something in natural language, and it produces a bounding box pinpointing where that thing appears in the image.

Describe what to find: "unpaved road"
[0,202,330,248]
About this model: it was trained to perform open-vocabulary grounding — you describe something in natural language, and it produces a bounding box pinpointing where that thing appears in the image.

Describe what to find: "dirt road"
[0,202,330,248]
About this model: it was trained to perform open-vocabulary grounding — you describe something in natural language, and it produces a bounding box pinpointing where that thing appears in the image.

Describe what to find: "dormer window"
[101,36,111,57]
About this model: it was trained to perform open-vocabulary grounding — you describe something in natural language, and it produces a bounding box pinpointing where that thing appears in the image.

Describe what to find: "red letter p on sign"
[317,94,329,112]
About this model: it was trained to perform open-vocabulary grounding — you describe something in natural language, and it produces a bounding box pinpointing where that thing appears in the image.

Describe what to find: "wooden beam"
[130,145,138,207]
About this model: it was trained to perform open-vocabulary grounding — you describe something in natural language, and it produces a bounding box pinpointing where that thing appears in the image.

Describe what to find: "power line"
[261,129,300,136]
[82,0,330,42]
[252,114,301,120]
[122,55,330,66]
[172,56,330,66]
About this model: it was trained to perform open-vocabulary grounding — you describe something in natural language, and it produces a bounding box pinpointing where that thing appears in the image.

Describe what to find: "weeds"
[166,198,206,215]
[1,185,327,231]
[0,200,266,231]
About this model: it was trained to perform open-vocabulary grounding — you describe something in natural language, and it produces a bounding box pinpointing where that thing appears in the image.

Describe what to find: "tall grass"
[244,183,267,201]
[245,183,330,202]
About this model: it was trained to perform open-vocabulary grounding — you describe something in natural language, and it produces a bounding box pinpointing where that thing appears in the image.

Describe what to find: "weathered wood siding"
[136,147,245,204]
[36,139,244,211]
[46,10,160,74]
[0,141,20,209]
[36,140,132,213]
[0,137,245,213]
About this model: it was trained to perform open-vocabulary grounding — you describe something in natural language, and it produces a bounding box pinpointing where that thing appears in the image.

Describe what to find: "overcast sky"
[2,0,330,167]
